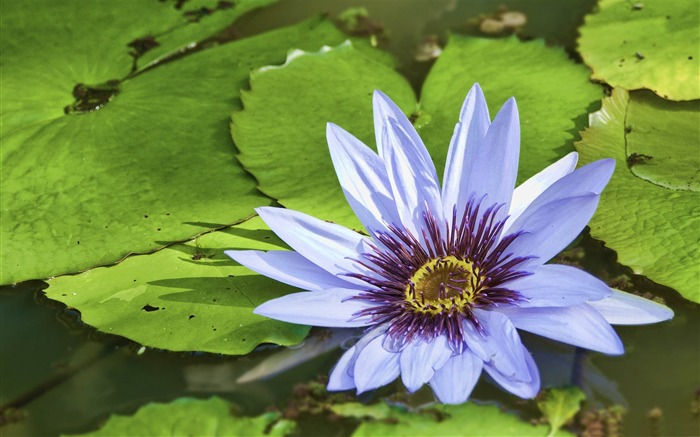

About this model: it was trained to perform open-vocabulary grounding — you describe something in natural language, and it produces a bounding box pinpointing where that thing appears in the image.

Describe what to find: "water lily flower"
[226,84,673,404]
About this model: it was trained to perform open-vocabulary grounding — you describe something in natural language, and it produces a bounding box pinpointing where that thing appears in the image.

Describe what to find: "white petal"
[399,335,453,393]
[506,152,578,230]
[589,289,674,325]
[504,194,600,266]
[459,97,520,224]
[504,264,611,307]
[225,250,361,292]
[500,304,624,355]
[442,84,491,219]
[354,334,401,393]
[256,207,372,281]
[484,345,540,399]
[328,345,357,391]
[326,123,402,233]
[429,349,483,404]
[253,288,374,327]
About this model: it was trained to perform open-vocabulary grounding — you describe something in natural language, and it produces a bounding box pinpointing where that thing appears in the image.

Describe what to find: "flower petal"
[354,334,401,393]
[253,288,374,327]
[328,345,357,391]
[505,152,578,230]
[504,264,612,307]
[381,117,444,239]
[504,194,600,266]
[326,123,402,233]
[372,90,420,157]
[466,309,530,381]
[588,289,674,325]
[459,97,520,224]
[429,349,483,404]
[399,334,453,393]
[225,250,361,292]
[256,206,371,280]
[500,304,625,355]
[442,83,491,218]
[484,345,540,399]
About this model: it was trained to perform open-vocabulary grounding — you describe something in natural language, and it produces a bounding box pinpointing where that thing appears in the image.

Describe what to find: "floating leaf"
[233,36,601,229]
[64,397,295,437]
[578,0,700,100]
[331,401,573,437]
[0,8,353,284]
[575,89,700,302]
[537,386,586,437]
[46,216,309,354]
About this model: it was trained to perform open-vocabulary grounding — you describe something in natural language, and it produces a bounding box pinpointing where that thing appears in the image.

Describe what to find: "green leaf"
[575,89,700,302]
[233,42,416,229]
[233,35,601,229]
[537,386,586,437]
[331,401,573,437]
[578,0,700,101]
[45,216,309,354]
[0,9,353,284]
[63,397,295,437]
[418,35,603,185]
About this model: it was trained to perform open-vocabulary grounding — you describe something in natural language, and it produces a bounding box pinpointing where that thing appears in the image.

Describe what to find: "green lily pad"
[64,397,295,437]
[575,88,700,303]
[233,36,602,228]
[0,8,354,284]
[537,386,586,437]
[46,216,309,354]
[578,0,700,101]
[331,401,573,437]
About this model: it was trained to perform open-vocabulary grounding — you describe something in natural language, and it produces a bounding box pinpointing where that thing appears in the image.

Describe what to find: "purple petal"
[589,289,674,325]
[459,97,520,224]
[253,288,374,328]
[381,117,444,239]
[466,309,530,381]
[500,304,625,355]
[326,123,402,233]
[503,194,600,266]
[372,90,420,157]
[429,349,483,404]
[484,345,540,399]
[504,264,612,307]
[399,335,453,393]
[225,250,361,292]
[441,84,491,219]
[328,345,357,391]
[256,207,372,281]
[354,334,401,393]
[506,152,578,230]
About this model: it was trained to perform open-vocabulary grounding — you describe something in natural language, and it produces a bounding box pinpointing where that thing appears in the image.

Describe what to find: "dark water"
[2,1,699,436]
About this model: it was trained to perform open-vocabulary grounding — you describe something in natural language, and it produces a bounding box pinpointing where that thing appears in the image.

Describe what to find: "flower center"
[405,255,481,315]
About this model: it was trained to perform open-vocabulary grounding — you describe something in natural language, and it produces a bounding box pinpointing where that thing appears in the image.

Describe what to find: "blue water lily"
[226,84,673,404]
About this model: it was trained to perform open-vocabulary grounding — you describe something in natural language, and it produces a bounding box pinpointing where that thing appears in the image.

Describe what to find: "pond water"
[1,1,698,436]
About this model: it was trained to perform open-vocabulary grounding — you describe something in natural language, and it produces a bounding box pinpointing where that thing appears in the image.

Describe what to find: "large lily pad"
[577,0,700,101]
[575,88,700,302]
[65,397,295,437]
[0,5,353,284]
[233,36,602,228]
[331,401,572,437]
[46,216,309,354]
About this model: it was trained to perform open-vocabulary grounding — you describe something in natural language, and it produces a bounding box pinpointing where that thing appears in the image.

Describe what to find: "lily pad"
[575,89,700,302]
[64,397,295,437]
[578,0,700,101]
[331,401,573,437]
[233,35,602,229]
[46,216,310,354]
[0,8,354,284]
[537,386,586,437]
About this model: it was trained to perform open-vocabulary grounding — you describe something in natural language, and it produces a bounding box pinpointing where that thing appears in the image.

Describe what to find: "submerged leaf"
[46,216,309,354]
[575,89,700,302]
[537,386,586,437]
